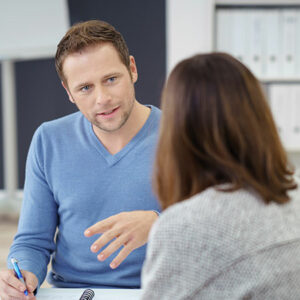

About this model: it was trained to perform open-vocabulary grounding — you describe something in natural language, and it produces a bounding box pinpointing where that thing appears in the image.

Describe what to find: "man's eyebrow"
[103,72,123,79]
[74,82,91,90]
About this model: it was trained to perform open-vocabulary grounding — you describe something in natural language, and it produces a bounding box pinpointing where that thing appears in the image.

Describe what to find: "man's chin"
[94,121,125,133]
[92,111,131,134]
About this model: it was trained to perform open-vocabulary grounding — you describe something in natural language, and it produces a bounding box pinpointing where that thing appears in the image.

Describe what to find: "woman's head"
[155,52,296,209]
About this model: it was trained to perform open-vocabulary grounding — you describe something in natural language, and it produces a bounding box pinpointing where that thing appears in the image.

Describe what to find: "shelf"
[215,0,300,6]
[287,148,300,153]
[260,78,300,83]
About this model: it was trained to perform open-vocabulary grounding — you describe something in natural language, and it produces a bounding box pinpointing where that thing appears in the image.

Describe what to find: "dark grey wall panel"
[16,59,77,188]
[68,0,166,108]
[0,65,3,189]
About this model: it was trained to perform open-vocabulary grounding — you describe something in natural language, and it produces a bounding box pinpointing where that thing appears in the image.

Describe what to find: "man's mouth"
[102,109,114,115]
[97,107,119,117]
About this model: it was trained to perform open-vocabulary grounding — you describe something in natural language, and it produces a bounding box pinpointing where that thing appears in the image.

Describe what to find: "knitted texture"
[141,183,300,299]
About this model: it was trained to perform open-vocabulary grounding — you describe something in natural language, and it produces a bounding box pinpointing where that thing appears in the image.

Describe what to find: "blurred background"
[0,0,300,285]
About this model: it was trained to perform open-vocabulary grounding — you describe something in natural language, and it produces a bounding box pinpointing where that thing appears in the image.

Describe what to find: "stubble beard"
[93,97,135,133]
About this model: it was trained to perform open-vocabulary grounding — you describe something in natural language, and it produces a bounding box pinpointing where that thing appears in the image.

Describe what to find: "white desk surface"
[37,288,142,299]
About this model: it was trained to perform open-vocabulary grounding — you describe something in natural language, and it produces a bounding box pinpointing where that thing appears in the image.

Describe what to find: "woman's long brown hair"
[155,53,297,210]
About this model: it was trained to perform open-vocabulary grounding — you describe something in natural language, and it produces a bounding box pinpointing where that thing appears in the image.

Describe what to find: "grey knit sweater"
[141,183,300,299]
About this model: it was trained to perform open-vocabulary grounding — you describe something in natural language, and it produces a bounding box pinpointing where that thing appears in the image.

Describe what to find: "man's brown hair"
[155,52,297,209]
[55,20,131,83]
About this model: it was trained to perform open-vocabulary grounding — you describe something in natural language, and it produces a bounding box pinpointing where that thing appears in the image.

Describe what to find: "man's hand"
[0,269,38,300]
[84,210,159,269]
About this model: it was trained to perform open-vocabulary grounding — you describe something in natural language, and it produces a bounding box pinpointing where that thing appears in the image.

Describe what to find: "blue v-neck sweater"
[8,105,161,289]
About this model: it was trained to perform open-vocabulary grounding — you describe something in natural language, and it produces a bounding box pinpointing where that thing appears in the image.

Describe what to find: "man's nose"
[95,86,111,104]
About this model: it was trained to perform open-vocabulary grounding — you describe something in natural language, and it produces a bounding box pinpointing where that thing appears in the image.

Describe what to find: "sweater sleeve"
[7,125,58,287]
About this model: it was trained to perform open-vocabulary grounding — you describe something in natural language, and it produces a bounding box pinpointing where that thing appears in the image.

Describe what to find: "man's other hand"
[84,210,159,269]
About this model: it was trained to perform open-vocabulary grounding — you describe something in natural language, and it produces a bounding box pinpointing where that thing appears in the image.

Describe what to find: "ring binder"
[79,288,95,300]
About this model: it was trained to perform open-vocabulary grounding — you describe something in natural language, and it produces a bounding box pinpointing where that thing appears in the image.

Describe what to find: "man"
[0,20,161,299]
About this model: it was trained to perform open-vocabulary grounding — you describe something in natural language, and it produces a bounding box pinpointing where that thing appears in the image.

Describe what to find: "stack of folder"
[216,6,300,152]
[216,7,300,79]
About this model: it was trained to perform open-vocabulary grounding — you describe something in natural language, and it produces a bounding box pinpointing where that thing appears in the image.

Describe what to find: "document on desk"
[37,288,142,299]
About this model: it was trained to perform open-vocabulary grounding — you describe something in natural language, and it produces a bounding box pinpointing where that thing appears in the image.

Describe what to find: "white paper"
[231,9,249,65]
[37,288,142,300]
[269,84,289,147]
[290,86,300,150]
[280,10,297,78]
[248,10,265,78]
[216,9,233,54]
[264,9,280,78]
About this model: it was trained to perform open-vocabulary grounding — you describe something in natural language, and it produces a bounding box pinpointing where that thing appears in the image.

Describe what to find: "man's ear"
[62,81,75,103]
[129,56,138,83]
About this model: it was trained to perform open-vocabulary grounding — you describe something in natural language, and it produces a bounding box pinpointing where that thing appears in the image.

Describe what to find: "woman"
[141,53,300,299]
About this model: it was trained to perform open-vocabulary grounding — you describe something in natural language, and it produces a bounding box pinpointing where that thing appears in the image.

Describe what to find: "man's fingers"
[109,241,136,269]
[0,283,25,299]
[23,271,38,293]
[0,269,37,300]
[84,215,117,237]
[90,228,121,253]
[1,285,27,299]
[97,234,129,261]
[86,211,158,267]
[0,277,28,300]
[1,270,27,294]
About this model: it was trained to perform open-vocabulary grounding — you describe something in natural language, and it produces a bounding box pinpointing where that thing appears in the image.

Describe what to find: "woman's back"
[141,52,300,299]
[142,181,300,299]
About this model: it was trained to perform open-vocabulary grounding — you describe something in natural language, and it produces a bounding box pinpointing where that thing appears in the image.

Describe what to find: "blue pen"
[11,258,29,296]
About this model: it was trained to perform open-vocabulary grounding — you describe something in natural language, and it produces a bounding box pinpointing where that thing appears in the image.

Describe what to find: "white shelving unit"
[167,0,300,169]
[215,0,300,5]
[215,0,300,154]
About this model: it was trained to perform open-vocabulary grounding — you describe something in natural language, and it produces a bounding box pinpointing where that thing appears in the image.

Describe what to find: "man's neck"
[93,102,151,155]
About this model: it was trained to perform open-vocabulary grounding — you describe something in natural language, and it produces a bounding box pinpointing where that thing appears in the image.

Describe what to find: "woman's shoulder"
[157,187,258,223]
[153,184,300,241]
[151,187,237,237]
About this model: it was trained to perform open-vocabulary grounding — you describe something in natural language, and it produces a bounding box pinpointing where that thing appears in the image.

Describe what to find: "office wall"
[16,59,77,187]
[11,0,166,188]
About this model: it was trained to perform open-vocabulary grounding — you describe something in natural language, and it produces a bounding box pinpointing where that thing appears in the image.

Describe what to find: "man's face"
[62,43,138,134]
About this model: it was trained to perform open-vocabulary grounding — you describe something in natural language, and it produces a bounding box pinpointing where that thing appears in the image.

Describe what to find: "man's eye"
[108,77,116,83]
[81,85,90,92]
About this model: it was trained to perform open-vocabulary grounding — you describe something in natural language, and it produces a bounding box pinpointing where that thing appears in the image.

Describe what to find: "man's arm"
[84,210,158,268]
[6,126,58,288]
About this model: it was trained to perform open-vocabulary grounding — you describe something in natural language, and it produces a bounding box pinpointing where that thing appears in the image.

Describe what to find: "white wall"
[0,0,69,60]
[166,0,215,73]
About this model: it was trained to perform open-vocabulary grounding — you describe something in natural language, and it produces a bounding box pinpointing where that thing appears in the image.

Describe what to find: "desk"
[37,288,142,299]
